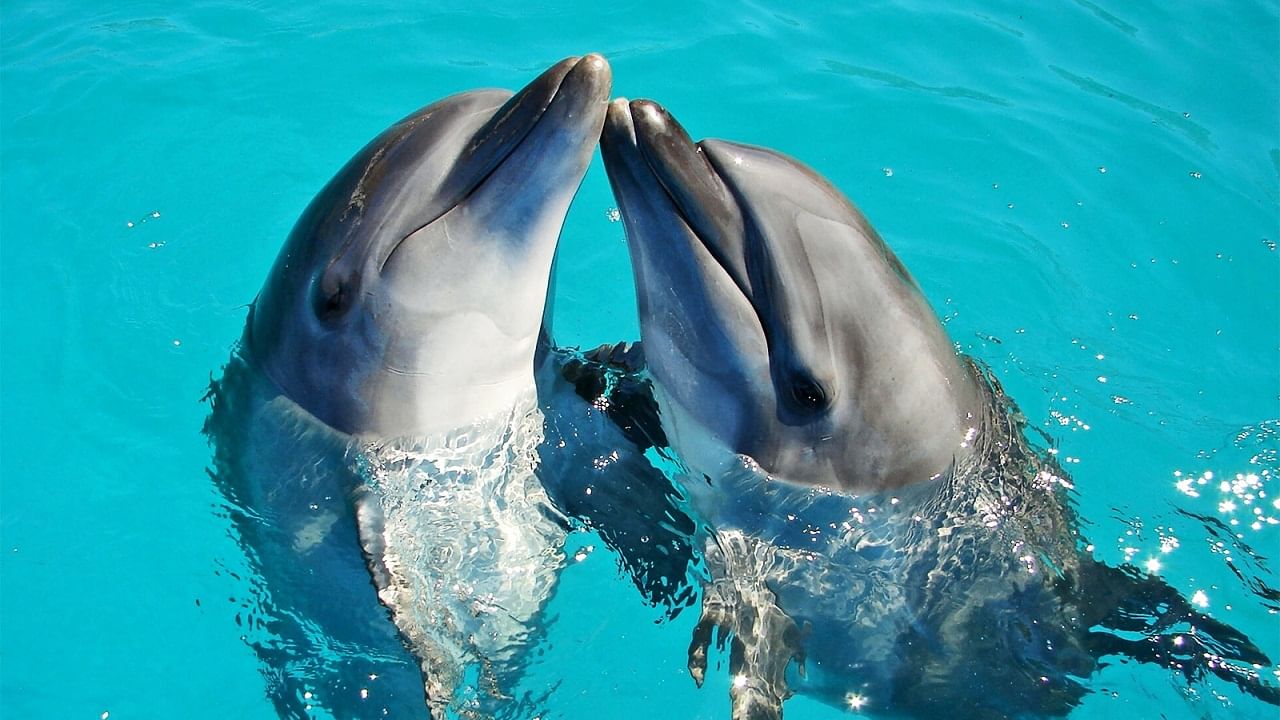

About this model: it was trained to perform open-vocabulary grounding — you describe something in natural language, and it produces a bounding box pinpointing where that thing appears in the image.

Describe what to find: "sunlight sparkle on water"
[1172,470,1277,533]
[846,692,868,710]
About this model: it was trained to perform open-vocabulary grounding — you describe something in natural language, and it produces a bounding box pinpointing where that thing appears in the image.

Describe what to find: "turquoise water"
[2,2,1277,718]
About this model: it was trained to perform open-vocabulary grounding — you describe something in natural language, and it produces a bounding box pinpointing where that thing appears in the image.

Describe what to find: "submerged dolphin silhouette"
[599,98,1278,719]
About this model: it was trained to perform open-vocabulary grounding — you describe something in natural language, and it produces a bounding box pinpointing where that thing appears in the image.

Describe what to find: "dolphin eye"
[314,275,355,322]
[789,376,830,413]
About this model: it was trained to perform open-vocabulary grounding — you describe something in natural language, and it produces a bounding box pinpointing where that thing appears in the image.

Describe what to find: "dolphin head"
[600,99,984,491]
[246,55,611,436]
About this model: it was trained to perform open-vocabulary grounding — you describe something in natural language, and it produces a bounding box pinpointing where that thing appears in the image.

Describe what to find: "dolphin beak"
[556,53,612,113]
[426,58,575,210]
[429,54,611,229]
[603,99,755,317]
[601,98,714,238]
[600,97,646,198]
[630,101,737,248]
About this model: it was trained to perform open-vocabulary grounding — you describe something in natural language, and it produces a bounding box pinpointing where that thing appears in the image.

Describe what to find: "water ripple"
[822,59,1011,106]
[1074,0,1139,36]
[1049,65,1216,150]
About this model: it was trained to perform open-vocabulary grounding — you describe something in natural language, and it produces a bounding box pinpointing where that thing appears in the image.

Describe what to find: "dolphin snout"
[555,53,612,108]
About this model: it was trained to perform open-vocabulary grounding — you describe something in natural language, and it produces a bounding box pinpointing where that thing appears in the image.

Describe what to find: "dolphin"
[206,55,616,719]
[599,99,1278,719]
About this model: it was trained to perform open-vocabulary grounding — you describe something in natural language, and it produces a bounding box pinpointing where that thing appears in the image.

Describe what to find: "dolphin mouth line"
[658,150,755,308]
[380,56,599,273]
[378,108,549,272]
[613,103,769,342]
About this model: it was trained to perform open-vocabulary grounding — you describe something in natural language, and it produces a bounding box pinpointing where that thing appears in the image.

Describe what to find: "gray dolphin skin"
[599,99,1277,720]
[207,55,613,719]
[599,99,985,492]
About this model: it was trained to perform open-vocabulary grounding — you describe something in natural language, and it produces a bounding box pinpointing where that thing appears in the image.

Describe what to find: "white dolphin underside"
[352,386,567,718]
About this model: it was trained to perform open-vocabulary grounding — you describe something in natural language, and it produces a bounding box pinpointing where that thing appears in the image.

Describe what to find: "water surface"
[2,2,1277,718]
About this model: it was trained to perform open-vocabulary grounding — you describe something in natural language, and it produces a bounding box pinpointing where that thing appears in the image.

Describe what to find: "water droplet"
[1189,171,1202,179]
[1098,166,1107,174]
[882,167,894,177]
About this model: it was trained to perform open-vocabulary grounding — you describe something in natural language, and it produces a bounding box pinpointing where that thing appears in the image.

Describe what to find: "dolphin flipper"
[548,452,698,614]
[561,341,668,451]
[687,531,805,720]
[548,342,696,615]
[1070,559,1279,705]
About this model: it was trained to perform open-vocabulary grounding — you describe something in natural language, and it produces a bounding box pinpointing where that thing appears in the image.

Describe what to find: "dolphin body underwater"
[204,56,696,719]
[598,99,1279,719]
